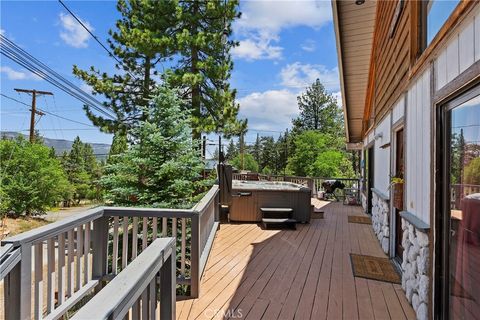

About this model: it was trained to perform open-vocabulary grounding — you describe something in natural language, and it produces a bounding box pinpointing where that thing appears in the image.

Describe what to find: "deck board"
[176,200,415,319]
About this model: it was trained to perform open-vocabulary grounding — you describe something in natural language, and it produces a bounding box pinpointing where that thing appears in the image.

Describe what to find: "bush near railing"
[0,185,219,320]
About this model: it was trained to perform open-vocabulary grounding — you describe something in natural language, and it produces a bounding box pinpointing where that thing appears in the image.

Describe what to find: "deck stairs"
[260,207,296,229]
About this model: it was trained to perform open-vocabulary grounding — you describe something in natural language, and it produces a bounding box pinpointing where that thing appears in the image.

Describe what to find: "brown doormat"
[348,215,372,225]
[311,211,324,219]
[350,254,401,284]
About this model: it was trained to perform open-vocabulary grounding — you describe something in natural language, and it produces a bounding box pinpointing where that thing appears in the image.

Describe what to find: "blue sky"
[1,1,340,147]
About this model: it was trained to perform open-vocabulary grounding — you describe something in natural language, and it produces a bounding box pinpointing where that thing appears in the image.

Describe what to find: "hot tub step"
[260,207,293,219]
[261,218,297,230]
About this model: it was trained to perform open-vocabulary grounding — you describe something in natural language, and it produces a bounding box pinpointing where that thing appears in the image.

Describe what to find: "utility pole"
[240,132,245,171]
[14,88,52,142]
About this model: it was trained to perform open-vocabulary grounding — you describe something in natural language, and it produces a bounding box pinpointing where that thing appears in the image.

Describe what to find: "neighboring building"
[333,1,480,319]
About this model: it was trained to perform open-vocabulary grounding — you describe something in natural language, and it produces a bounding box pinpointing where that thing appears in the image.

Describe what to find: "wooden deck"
[176,200,415,320]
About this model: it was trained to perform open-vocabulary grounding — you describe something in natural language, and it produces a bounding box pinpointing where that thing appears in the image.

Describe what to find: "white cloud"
[301,39,316,52]
[232,32,283,61]
[238,89,299,131]
[0,29,5,35]
[236,1,332,35]
[80,83,93,94]
[280,62,339,91]
[59,12,92,48]
[233,1,332,61]
[0,66,41,81]
[332,91,343,107]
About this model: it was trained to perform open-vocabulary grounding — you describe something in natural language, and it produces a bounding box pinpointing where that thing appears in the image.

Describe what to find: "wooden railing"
[232,173,360,197]
[451,183,480,209]
[72,237,176,320]
[0,185,219,320]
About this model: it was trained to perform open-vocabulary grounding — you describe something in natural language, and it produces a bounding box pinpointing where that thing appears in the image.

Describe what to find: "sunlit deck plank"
[176,201,415,320]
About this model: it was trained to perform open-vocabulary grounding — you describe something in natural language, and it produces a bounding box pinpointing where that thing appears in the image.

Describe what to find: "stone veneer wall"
[401,218,429,320]
[371,191,390,253]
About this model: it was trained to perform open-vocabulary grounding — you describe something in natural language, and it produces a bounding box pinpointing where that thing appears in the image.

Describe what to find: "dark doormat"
[348,215,372,225]
[350,254,401,284]
[311,211,324,219]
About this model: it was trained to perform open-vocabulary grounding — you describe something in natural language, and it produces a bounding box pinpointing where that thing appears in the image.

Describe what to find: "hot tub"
[229,180,312,223]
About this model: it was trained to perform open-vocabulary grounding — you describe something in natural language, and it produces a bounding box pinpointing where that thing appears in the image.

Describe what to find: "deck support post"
[190,214,200,298]
[160,253,176,320]
[4,243,31,320]
[92,215,109,292]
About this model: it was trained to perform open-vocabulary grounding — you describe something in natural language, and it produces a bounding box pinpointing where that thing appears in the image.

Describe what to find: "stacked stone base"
[401,218,429,320]
[371,191,390,253]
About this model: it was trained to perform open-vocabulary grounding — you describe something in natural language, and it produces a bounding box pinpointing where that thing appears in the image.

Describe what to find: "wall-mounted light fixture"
[355,0,365,5]
[374,132,383,140]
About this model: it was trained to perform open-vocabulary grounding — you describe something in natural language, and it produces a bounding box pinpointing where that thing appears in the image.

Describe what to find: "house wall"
[435,10,480,91]
[405,69,432,225]
[372,1,411,123]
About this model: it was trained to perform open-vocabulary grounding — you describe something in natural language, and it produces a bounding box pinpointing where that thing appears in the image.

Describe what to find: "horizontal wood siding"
[435,7,480,91]
[372,1,411,123]
[405,68,431,225]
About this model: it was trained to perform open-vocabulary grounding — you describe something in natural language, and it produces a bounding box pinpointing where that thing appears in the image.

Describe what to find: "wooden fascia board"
[361,1,380,138]
[332,0,351,143]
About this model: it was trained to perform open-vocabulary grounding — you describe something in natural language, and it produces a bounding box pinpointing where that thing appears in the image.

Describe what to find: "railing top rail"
[192,184,219,214]
[72,237,175,320]
[1,206,104,247]
[103,206,195,218]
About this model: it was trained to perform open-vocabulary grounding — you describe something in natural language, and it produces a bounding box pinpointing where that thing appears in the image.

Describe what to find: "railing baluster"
[132,298,140,320]
[122,217,129,269]
[34,242,43,320]
[141,289,148,319]
[47,237,55,313]
[112,216,119,274]
[83,222,90,284]
[152,217,158,239]
[172,218,177,239]
[162,217,167,237]
[76,225,83,291]
[132,217,138,259]
[142,217,148,250]
[181,218,186,276]
[149,278,156,319]
[58,233,66,305]
[67,229,74,297]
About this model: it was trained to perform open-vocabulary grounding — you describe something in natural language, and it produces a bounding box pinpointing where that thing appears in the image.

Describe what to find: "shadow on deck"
[176,201,415,320]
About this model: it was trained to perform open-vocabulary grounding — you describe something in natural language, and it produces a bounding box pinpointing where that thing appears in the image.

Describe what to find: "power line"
[0,35,116,120]
[1,93,95,127]
[58,0,139,81]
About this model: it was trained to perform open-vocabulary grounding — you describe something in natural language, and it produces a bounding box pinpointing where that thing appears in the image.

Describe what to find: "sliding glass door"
[442,89,480,319]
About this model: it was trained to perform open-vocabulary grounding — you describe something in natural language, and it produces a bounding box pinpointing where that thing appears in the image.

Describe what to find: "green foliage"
[230,153,259,172]
[0,137,72,216]
[73,0,244,138]
[292,78,344,135]
[72,0,180,133]
[167,0,244,137]
[464,157,480,185]
[61,137,103,204]
[287,131,353,178]
[101,86,205,208]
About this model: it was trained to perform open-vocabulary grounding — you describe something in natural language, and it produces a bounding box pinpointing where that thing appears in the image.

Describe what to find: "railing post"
[5,243,31,320]
[190,214,200,298]
[92,215,108,291]
[160,253,176,320]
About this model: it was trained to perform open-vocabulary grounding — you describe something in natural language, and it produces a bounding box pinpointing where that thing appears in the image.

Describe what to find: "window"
[424,0,460,46]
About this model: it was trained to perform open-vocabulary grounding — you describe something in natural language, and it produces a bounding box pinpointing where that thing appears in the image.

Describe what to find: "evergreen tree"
[292,78,344,136]
[101,86,205,208]
[72,0,179,133]
[168,0,243,137]
[252,134,261,165]
[225,139,237,160]
[259,136,276,173]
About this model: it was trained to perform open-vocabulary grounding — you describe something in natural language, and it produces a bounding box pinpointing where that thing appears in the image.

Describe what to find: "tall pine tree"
[72,0,178,133]
[169,0,243,138]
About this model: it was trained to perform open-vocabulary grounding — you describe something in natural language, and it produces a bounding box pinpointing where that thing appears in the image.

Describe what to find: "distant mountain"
[1,131,110,159]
